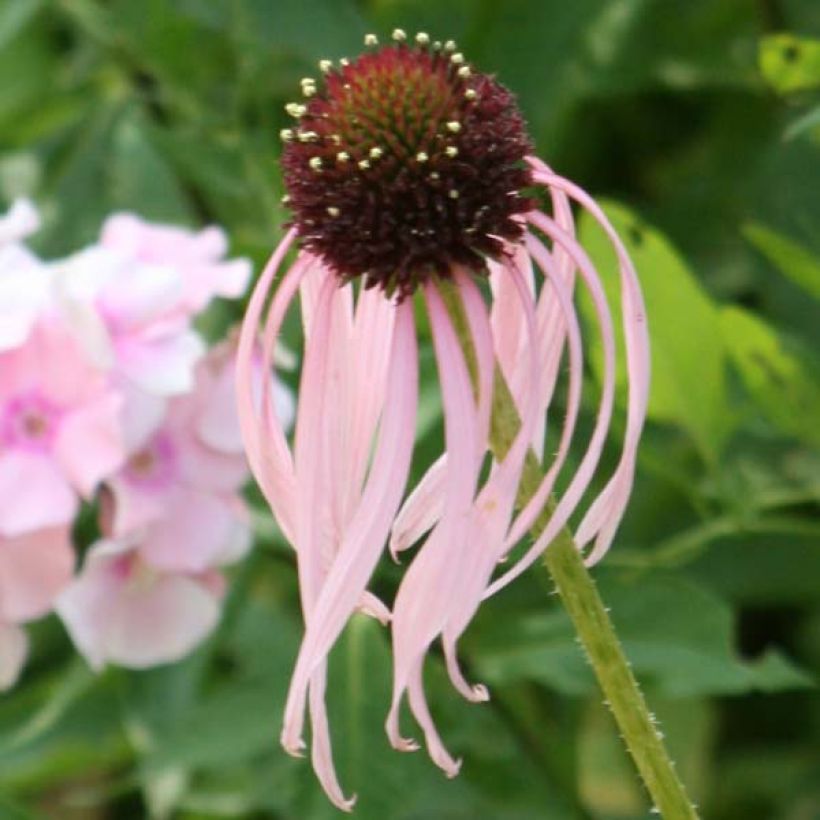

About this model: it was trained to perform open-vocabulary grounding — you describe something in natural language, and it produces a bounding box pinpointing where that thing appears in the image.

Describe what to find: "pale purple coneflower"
[236,29,650,810]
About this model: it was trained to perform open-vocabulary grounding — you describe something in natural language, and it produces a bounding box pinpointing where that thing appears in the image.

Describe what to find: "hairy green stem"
[439,280,699,819]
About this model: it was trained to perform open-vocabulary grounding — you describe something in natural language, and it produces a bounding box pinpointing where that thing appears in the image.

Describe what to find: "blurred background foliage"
[1,0,819,818]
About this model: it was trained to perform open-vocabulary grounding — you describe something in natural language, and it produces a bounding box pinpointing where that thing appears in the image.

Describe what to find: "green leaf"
[0,0,41,52]
[720,305,820,445]
[759,33,820,94]
[784,102,820,140]
[744,222,820,301]
[470,572,815,698]
[108,108,193,223]
[578,200,729,461]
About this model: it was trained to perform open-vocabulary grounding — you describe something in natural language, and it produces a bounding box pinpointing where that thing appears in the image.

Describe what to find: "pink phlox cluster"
[0,199,272,688]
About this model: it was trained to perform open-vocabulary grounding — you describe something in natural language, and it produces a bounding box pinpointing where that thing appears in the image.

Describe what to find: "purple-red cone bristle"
[281,34,535,297]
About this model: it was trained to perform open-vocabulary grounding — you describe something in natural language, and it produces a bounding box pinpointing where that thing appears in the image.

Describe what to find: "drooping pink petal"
[389,455,447,559]
[484,208,619,596]
[386,280,485,774]
[281,295,417,767]
[439,261,541,701]
[0,622,28,691]
[236,230,300,542]
[530,170,650,564]
[499,230,585,548]
[0,527,74,622]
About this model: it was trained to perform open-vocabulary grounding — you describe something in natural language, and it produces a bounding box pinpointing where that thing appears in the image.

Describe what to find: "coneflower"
[236,29,650,810]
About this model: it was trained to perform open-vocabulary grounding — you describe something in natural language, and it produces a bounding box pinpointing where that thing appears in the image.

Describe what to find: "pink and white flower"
[100,213,252,317]
[0,319,124,536]
[236,33,650,809]
[56,538,224,671]
[0,526,74,689]
[104,342,253,574]
[0,199,51,352]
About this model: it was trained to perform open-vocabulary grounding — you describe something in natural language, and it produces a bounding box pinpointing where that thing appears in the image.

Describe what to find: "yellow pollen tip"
[339,57,350,67]
[458,66,471,78]
[464,88,477,100]
[336,151,350,162]
[392,28,407,42]
[449,190,459,199]
[446,146,458,158]
[285,103,306,117]
[364,34,378,47]
[280,128,293,141]
[451,53,465,65]
[416,32,430,46]
[319,59,333,73]
[309,157,323,171]
[444,40,457,52]
[327,206,340,217]
[416,152,429,162]
[446,121,461,133]
[369,147,383,159]
[358,159,370,170]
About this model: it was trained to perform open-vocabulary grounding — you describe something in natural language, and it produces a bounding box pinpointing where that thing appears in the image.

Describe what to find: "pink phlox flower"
[0,319,125,536]
[0,526,74,689]
[100,213,252,316]
[104,342,255,575]
[56,537,224,671]
[236,37,650,809]
[0,199,51,352]
[53,243,206,402]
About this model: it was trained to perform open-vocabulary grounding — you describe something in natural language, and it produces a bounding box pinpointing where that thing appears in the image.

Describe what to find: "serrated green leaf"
[578,200,729,461]
[759,33,820,94]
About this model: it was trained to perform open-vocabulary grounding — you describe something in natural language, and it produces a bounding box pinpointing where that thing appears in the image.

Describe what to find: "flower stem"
[439,279,699,819]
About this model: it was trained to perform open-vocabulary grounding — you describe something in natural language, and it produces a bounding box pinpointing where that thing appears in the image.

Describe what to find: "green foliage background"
[1,1,818,818]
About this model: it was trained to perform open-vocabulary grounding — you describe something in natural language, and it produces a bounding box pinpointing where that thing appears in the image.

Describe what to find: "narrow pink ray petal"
[389,454,447,560]
[531,170,650,564]
[282,275,338,755]
[440,259,541,700]
[257,255,311,543]
[235,230,300,541]
[386,282,484,771]
[484,209,618,598]
[347,286,396,502]
[309,664,357,812]
[356,590,392,625]
[501,231,585,547]
[281,298,418,765]
[407,660,462,777]
[455,268,496,457]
